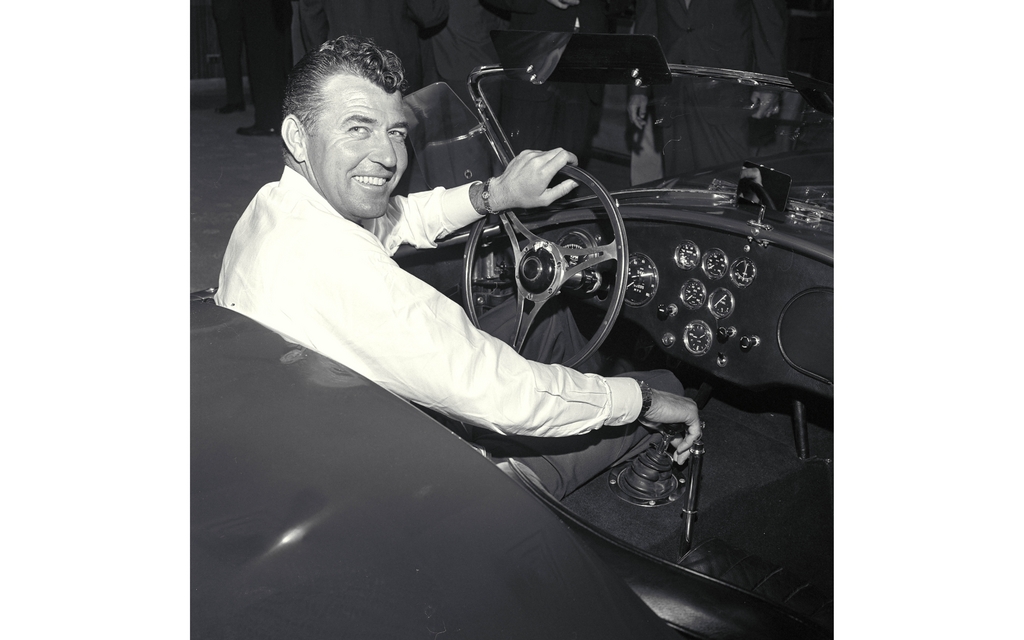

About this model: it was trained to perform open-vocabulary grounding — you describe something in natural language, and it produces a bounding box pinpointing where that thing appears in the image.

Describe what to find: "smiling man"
[215,36,701,499]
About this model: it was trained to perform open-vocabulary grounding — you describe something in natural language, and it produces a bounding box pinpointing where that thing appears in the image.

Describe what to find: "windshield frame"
[467,64,804,174]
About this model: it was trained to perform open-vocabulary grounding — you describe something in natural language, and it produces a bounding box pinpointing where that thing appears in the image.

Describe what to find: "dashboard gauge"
[729,257,757,288]
[558,229,595,268]
[708,287,735,319]
[683,320,713,355]
[673,240,701,270]
[702,248,728,280]
[624,253,659,307]
[679,278,707,310]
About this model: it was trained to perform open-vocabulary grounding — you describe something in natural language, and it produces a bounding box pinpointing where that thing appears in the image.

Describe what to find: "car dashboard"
[407,194,833,400]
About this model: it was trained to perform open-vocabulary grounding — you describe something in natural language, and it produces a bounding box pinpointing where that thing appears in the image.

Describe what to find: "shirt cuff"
[603,377,643,427]
[439,182,484,231]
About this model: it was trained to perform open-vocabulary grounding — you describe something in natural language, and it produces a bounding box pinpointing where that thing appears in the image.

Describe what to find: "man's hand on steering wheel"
[487,149,580,212]
[642,390,703,464]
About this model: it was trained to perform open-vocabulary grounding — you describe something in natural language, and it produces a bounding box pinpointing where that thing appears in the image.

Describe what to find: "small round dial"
[558,230,595,268]
[702,248,728,280]
[730,257,757,288]
[673,240,701,270]
[683,320,713,355]
[624,253,659,307]
[708,287,735,319]
[679,278,707,310]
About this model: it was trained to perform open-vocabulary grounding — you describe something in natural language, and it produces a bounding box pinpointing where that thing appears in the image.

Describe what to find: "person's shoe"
[236,124,278,137]
[215,102,245,114]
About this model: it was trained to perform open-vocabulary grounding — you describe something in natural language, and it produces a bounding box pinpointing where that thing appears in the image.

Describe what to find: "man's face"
[299,74,408,223]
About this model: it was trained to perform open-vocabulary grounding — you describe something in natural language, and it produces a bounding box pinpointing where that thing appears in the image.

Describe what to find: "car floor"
[561,383,834,597]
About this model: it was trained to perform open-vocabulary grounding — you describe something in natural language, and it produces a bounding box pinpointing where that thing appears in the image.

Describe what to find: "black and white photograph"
[188,1,836,637]
[11,2,1022,639]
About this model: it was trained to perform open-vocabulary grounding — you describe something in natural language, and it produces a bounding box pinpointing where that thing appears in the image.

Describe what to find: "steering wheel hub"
[518,243,559,295]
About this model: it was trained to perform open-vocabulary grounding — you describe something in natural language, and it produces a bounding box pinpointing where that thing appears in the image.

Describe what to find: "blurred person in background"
[627,0,788,179]
[211,0,246,114]
[236,0,295,135]
[297,0,449,93]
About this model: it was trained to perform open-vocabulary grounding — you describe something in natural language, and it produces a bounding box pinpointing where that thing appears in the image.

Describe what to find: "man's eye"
[390,130,408,141]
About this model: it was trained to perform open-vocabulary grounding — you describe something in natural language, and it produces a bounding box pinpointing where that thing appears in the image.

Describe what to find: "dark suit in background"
[430,0,509,108]
[488,0,611,167]
[238,0,294,131]
[298,0,449,92]
[633,0,788,176]
[212,0,246,110]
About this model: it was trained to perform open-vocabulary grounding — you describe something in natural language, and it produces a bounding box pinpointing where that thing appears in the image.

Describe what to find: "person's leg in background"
[237,0,293,135]
[212,0,246,113]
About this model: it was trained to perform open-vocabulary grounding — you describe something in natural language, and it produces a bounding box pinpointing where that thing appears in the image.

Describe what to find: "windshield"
[404,52,833,215]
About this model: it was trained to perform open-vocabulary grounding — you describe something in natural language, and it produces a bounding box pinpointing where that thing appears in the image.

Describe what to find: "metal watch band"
[637,380,653,420]
[481,178,497,215]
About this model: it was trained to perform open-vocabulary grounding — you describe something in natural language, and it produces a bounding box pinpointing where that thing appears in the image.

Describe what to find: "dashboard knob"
[661,332,676,348]
[717,326,736,341]
[657,303,678,320]
[739,335,761,351]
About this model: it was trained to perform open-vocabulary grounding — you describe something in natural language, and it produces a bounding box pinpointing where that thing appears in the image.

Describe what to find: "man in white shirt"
[216,35,701,499]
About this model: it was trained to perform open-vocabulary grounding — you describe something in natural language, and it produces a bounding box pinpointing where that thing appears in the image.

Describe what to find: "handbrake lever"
[678,436,705,560]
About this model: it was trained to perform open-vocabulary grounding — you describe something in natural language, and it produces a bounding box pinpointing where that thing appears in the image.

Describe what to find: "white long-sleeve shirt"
[215,166,642,437]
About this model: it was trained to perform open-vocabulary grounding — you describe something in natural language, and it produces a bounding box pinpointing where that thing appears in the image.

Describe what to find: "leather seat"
[679,537,833,629]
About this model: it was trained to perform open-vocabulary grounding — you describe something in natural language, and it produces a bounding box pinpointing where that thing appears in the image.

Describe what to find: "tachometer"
[702,248,728,280]
[558,229,595,268]
[708,287,735,319]
[679,278,707,310]
[673,240,701,270]
[625,253,659,307]
[683,320,713,355]
[729,257,757,288]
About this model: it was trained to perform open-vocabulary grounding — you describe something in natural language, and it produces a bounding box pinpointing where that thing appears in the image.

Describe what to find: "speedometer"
[624,253,659,307]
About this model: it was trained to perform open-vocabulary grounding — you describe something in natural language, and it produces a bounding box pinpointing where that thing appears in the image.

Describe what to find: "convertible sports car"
[192,31,833,638]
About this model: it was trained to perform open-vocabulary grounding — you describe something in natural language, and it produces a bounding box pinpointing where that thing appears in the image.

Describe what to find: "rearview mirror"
[736,161,791,212]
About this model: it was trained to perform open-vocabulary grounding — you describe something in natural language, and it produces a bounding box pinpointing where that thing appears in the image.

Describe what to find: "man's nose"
[369,132,399,168]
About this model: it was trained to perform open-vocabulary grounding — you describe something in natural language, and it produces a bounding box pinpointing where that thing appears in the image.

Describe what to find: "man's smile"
[353,175,390,187]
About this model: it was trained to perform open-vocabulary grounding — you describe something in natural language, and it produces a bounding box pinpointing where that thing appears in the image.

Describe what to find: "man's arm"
[371,148,580,252]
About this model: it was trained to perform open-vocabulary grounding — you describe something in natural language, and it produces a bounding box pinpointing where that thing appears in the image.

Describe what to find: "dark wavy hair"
[282,35,406,134]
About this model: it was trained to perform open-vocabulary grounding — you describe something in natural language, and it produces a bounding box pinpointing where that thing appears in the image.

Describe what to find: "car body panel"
[191,299,680,639]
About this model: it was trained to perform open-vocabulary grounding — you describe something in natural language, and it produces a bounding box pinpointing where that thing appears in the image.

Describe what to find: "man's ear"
[282,114,308,163]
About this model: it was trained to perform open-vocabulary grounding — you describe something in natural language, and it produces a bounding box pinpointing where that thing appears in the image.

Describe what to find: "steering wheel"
[462,164,629,369]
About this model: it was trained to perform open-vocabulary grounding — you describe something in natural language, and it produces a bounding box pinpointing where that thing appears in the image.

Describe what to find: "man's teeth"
[354,176,387,186]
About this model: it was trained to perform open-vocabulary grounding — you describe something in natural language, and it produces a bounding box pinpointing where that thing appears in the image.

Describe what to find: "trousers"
[468,299,683,500]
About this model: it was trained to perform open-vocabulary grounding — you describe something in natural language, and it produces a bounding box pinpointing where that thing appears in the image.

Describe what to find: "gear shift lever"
[608,421,694,507]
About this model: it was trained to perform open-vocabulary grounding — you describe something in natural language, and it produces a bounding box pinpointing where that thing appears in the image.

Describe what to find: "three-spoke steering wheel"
[461,164,629,369]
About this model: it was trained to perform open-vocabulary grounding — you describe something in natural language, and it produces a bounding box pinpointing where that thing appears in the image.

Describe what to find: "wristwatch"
[481,178,497,215]
[637,380,653,421]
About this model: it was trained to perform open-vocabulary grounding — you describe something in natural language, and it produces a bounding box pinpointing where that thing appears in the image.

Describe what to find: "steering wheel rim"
[462,164,629,369]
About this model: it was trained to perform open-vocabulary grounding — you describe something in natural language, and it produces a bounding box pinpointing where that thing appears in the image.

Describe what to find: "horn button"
[518,244,558,294]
